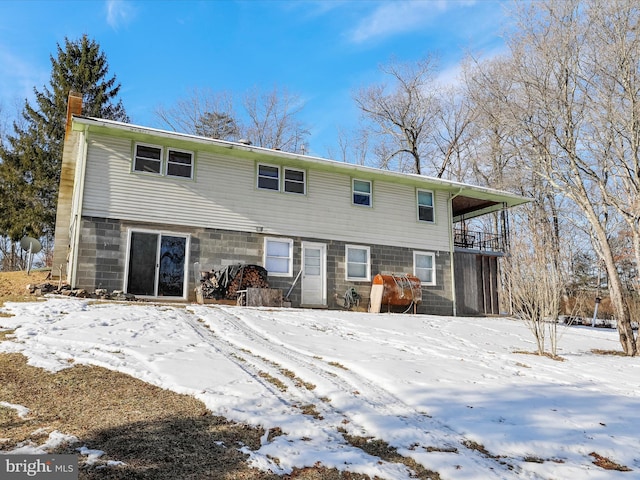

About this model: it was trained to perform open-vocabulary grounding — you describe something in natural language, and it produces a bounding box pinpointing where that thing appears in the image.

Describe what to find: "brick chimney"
[53,91,84,281]
[65,91,83,141]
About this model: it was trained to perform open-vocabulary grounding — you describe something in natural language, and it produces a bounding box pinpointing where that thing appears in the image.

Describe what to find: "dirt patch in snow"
[0,271,381,479]
[0,353,379,479]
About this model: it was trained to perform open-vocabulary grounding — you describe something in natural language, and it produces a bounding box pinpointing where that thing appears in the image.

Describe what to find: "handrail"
[453,227,505,253]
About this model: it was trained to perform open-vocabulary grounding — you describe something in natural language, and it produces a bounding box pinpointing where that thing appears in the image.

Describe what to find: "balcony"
[453,227,505,253]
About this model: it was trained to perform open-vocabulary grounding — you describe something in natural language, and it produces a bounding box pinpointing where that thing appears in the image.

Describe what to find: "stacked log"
[199,264,269,300]
[225,265,269,299]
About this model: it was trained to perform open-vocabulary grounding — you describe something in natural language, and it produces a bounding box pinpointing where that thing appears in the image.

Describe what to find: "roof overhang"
[72,115,530,219]
[450,191,525,222]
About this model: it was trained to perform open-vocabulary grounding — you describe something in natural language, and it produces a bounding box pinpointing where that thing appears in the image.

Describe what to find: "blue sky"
[0,0,510,157]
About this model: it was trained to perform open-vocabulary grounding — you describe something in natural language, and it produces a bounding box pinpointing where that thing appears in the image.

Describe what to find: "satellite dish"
[21,236,42,254]
[20,237,42,275]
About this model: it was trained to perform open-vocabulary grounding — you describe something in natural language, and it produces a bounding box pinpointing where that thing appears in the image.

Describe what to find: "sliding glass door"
[126,230,189,298]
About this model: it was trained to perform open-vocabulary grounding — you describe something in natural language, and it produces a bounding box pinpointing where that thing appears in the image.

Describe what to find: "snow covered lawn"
[1,298,639,479]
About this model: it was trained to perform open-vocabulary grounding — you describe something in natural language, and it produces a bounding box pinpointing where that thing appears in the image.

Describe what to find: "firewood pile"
[199,264,269,300]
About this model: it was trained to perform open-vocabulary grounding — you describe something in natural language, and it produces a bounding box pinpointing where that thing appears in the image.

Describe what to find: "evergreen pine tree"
[0,35,128,244]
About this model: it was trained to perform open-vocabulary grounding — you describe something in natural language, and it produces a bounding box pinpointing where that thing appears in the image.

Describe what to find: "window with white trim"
[134,144,163,174]
[414,251,436,285]
[258,164,280,190]
[264,237,293,276]
[284,168,305,194]
[345,245,370,281]
[417,189,435,223]
[133,143,194,179]
[167,148,194,178]
[353,179,372,206]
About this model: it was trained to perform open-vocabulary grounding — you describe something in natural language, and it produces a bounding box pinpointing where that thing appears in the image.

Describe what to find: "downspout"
[69,125,88,288]
[448,189,464,317]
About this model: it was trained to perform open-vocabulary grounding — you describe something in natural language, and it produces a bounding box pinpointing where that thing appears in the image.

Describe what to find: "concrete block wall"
[75,216,453,314]
[76,217,125,291]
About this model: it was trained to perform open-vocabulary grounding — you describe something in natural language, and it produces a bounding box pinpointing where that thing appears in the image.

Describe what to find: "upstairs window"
[167,149,193,178]
[133,143,194,179]
[134,144,162,174]
[414,251,436,285]
[258,164,280,190]
[284,168,305,194]
[345,245,371,281]
[353,179,372,206]
[264,237,293,276]
[417,189,435,223]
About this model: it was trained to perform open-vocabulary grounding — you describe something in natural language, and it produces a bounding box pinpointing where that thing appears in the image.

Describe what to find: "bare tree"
[155,85,309,153]
[499,0,640,355]
[462,56,521,192]
[353,56,441,174]
[155,88,238,141]
[584,0,640,297]
[328,126,370,165]
[241,85,309,152]
[505,204,568,357]
[431,86,474,180]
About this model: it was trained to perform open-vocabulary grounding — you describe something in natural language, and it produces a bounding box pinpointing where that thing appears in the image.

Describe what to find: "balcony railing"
[453,227,505,253]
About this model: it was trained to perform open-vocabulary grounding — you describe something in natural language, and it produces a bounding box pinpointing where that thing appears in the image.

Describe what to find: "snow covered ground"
[1,297,639,479]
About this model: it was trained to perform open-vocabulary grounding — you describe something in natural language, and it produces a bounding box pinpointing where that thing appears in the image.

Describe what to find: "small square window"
[264,238,293,276]
[417,190,435,223]
[134,144,162,174]
[167,149,193,178]
[353,179,371,206]
[346,245,371,281]
[258,164,280,190]
[284,168,306,194]
[414,251,436,285]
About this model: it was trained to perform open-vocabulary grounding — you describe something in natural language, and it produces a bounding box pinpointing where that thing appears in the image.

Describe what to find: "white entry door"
[301,242,326,306]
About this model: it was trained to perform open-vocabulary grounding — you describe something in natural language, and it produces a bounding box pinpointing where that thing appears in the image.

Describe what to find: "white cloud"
[0,46,47,112]
[349,0,476,44]
[105,0,135,29]
[435,42,508,88]
[350,0,445,43]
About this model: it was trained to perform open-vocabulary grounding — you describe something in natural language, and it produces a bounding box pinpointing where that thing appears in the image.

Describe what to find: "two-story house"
[53,94,528,315]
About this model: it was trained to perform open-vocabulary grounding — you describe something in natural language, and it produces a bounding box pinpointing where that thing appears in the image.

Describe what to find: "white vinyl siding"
[82,134,451,252]
[346,245,370,281]
[264,237,293,276]
[414,251,436,285]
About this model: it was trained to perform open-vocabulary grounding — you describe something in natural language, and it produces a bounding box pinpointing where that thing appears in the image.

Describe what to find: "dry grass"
[0,270,419,479]
[513,350,565,361]
[0,347,392,479]
[0,269,50,305]
[589,452,632,471]
[0,353,276,479]
[342,433,441,480]
[591,349,629,357]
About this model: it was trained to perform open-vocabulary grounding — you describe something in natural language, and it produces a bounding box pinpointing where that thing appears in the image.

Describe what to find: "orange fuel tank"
[372,274,422,306]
